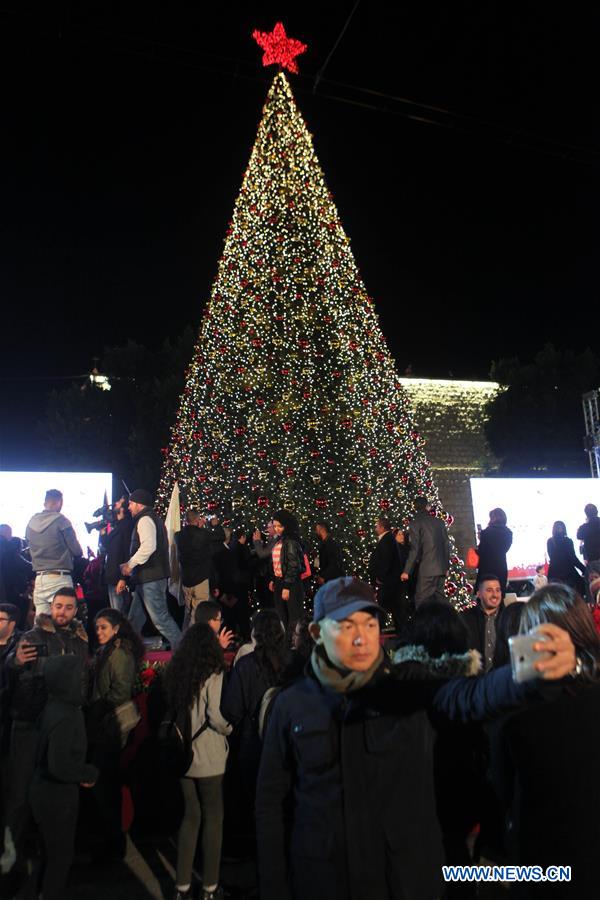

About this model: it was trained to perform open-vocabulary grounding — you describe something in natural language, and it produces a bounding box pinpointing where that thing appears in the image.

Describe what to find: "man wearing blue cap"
[255,576,578,900]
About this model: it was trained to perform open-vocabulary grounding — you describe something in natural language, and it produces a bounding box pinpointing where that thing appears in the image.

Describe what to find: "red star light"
[252,22,307,74]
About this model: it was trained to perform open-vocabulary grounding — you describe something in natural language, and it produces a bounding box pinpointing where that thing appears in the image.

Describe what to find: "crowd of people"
[0,489,599,899]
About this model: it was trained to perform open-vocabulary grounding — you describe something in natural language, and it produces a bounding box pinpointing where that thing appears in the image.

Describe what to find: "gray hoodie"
[26,510,83,573]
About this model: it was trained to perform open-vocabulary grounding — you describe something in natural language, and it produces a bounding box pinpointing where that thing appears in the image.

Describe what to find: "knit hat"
[128,489,153,507]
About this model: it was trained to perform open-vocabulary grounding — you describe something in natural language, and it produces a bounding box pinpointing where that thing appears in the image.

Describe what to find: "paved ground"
[1,836,258,900]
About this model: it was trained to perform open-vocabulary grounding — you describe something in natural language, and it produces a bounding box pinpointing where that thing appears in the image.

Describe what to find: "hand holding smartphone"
[509,629,553,682]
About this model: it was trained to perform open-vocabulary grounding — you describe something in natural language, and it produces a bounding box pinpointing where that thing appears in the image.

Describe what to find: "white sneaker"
[0,825,17,874]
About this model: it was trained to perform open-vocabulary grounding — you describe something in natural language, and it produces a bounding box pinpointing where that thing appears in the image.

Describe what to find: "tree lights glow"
[157,71,473,609]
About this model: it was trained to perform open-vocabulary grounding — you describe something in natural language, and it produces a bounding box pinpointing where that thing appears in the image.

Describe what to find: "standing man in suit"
[368,517,405,632]
[401,497,450,607]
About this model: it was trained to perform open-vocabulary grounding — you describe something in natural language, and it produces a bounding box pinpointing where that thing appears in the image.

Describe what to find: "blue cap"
[313,576,382,623]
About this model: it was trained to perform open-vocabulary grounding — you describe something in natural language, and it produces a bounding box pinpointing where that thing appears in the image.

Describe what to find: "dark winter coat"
[256,656,533,900]
[212,543,240,596]
[102,517,135,586]
[317,536,345,582]
[476,524,513,589]
[488,679,600,896]
[368,531,403,587]
[394,645,486,843]
[31,654,97,787]
[7,613,89,722]
[87,638,138,751]
[175,524,221,587]
[221,649,289,779]
[547,536,586,588]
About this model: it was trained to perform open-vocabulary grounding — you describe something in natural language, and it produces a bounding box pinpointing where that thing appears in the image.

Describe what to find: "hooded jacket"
[32,655,97,786]
[26,510,83,573]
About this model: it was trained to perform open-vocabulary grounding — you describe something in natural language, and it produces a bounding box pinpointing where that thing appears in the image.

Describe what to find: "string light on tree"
[157,24,473,609]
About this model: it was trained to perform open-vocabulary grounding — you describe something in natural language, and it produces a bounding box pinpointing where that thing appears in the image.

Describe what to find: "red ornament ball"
[257,496,269,508]
[445,582,458,597]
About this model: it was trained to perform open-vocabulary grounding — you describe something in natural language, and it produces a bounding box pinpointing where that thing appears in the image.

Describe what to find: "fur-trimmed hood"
[392,644,482,678]
[35,612,88,643]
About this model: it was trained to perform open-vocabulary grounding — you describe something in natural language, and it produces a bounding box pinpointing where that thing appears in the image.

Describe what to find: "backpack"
[256,686,281,741]
[157,705,209,777]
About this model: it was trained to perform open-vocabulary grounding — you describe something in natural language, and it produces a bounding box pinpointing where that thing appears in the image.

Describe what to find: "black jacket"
[176,524,221,587]
[476,524,513,588]
[547,536,586,586]
[576,517,600,562]
[318,536,345,582]
[272,535,304,587]
[368,531,403,586]
[461,602,505,664]
[102,517,135,586]
[256,658,531,900]
[8,614,89,722]
[0,627,21,747]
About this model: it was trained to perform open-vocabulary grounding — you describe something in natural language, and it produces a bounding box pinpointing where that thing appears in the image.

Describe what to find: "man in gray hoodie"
[26,490,82,615]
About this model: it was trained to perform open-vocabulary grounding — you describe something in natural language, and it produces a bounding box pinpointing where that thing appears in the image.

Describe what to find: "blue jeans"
[128,578,181,649]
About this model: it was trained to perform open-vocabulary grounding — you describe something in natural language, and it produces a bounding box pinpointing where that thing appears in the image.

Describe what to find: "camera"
[85,502,119,534]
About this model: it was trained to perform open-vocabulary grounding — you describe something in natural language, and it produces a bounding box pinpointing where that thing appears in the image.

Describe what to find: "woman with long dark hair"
[165,624,231,900]
[87,607,144,858]
[221,609,289,818]
[546,520,586,594]
[492,584,600,893]
[270,509,305,630]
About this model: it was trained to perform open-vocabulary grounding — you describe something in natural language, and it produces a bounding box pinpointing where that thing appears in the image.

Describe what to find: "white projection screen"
[0,471,112,556]
[470,478,600,576]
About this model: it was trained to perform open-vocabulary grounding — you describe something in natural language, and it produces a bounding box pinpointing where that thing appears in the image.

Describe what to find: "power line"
[313,0,362,93]
[0,9,598,165]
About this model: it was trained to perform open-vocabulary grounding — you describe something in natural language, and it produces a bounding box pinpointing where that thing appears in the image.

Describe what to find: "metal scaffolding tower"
[583,389,600,477]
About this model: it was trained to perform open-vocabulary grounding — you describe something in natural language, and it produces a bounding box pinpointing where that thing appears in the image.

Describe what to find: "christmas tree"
[157,27,472,609]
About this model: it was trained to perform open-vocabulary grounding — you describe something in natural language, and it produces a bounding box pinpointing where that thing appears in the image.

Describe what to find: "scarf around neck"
[311,643,385,694]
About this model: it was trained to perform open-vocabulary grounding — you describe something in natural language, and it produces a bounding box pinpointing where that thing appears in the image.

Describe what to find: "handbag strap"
[190,718,210,743]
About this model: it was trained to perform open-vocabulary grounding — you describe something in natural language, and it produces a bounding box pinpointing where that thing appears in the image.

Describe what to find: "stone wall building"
[399,378,501,564]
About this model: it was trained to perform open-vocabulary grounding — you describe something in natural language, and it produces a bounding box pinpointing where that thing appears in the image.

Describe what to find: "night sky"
[1,2,597,468]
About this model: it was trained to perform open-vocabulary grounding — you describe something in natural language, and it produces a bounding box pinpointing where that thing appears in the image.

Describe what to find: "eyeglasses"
[0,617,11,624]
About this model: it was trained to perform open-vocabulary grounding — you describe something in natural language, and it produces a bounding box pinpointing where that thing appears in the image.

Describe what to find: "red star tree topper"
[252,22,307,74]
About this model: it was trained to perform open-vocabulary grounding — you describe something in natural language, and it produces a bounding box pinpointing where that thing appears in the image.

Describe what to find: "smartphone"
[28,643,49,658]
[509,630,552,683]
